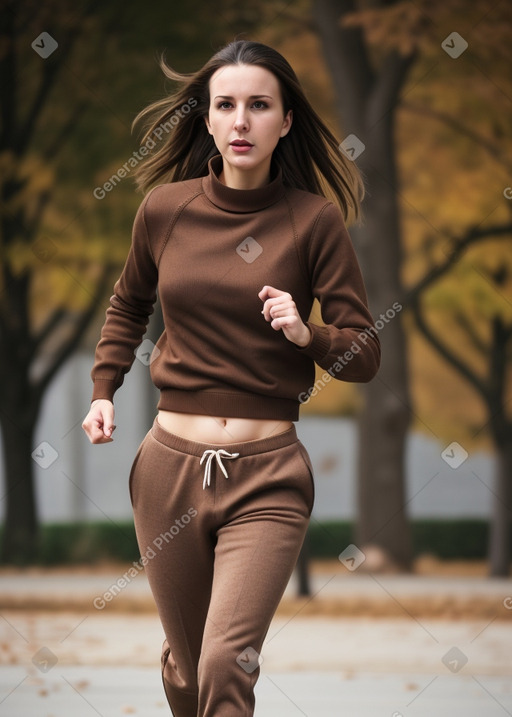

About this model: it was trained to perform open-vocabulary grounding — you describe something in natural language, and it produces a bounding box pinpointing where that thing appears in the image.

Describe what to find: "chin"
[225,155,258,170]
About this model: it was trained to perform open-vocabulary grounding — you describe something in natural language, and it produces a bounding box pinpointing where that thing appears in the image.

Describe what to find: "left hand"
[258,285,311,347]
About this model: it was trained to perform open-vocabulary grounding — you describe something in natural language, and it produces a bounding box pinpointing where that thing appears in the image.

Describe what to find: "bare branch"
[16,31,81,155]
[42,100,89,162]
[453,309,487,357]
[35,263,115,398]
[400,101,512,173]
[405,223,512,305]
[31,308,67,352]
[411,298,487,401]
[26,188,53,239]
[16,0,109,155]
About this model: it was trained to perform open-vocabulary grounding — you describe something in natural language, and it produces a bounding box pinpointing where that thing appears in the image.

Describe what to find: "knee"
[198,638,262,687]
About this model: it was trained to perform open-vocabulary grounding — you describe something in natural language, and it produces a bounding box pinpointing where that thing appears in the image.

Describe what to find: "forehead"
[209,64,281,97]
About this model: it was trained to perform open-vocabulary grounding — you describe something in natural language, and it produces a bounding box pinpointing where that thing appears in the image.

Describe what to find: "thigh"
[202,441,313,651]
[129,431,214,654]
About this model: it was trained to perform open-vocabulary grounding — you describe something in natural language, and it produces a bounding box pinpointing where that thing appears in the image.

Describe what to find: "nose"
[233,104,249,132]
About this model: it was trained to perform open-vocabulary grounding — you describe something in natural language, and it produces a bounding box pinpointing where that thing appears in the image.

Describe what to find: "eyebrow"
[213,95,273,100]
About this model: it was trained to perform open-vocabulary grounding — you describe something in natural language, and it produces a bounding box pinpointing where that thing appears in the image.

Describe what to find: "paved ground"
[2,664,512,716]
[1,565,511,715]
[2,563,512,617]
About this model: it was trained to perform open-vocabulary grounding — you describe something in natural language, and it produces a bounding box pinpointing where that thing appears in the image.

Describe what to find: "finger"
[258,285,287,303]
[272,312,304,331]
[269,302,295,319]
[261,297,293,322]
[82,419,106,444]
[92,433,113,445]
[102,415,115,438]
[95,405,115,437]
[90,425,114,444]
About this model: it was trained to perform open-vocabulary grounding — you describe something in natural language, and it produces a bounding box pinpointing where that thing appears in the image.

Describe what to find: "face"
[205,63,293,188]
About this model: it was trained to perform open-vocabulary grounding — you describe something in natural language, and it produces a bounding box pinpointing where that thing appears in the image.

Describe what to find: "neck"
[219,161,271,190]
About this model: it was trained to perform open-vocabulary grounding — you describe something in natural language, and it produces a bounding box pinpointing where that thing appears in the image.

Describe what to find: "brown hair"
[132,40,363,220]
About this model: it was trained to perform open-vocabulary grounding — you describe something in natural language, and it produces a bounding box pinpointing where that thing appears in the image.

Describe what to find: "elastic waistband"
[150,417,298,458]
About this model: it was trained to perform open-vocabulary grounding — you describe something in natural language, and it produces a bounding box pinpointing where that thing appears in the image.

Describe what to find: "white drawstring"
[200,449,240,490]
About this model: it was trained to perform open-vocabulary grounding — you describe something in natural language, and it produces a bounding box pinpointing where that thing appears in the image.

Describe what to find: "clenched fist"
[258,285,311,347]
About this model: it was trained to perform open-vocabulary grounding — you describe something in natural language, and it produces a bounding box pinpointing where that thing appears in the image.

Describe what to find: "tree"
[0,0,125,562]
[312,0,421,568]
[398,0,512,574]
[312,0,512,573]
[0,0,267,563]
[408,227,512,575]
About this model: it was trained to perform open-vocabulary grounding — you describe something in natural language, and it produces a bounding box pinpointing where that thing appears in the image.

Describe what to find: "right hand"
[82,399,116,444]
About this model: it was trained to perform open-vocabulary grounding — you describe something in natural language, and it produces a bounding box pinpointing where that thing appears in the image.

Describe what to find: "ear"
[204,115,213,135]
[280,109,293,138]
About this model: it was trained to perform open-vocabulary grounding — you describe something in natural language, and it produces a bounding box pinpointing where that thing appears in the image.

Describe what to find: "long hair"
[132,40,363,220]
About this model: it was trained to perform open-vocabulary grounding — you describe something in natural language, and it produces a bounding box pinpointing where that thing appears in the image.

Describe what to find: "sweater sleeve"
[296,202,381,382]
[90,191,158,403]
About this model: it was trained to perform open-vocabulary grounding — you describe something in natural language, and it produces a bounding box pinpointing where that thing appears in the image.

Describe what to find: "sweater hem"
[157,389,299,421]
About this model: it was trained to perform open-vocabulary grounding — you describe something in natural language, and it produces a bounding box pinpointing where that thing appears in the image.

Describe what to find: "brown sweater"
[91,156,380,421]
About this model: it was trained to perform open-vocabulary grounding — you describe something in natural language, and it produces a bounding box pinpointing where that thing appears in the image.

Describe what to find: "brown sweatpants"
[129,418,314,717]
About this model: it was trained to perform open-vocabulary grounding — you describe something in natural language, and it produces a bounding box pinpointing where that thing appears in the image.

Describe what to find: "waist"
[157,410,293,444]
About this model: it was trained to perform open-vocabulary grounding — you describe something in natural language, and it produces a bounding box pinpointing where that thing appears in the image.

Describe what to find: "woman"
[82,40,380,717]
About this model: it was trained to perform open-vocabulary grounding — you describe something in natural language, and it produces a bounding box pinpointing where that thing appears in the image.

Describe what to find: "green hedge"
[0,519,495,565]
[35,521,138,565]
[307,519,491,560]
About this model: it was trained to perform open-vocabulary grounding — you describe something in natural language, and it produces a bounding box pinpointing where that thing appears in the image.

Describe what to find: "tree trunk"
[0,400,40,564]
[488,425,512,577]
[313,0,414,568]
[351,92,413,568]
[352,154,412,570]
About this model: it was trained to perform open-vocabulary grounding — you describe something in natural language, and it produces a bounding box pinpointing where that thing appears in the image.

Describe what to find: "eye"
[252,101,268,109]
[217,101,233,110]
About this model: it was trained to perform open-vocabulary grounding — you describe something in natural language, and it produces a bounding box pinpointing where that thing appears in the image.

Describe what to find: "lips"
[230,139,253,147]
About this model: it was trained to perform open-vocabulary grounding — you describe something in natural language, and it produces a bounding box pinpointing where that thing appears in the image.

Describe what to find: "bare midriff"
[157,410,293,445]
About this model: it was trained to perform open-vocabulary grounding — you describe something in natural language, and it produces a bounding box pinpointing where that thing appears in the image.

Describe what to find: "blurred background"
[1,2,512,715]
[0,0,511,578]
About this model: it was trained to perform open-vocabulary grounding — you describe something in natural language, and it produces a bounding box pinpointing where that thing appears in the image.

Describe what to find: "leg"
[129,428,216,716]
[197,440,314,716]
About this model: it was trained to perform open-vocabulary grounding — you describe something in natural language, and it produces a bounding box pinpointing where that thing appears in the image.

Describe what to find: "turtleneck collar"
[202,155,285,213]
